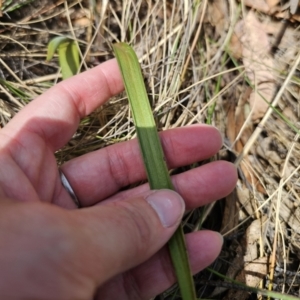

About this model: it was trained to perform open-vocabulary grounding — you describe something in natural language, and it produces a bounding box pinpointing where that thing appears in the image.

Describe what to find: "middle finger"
[59,125,225,207]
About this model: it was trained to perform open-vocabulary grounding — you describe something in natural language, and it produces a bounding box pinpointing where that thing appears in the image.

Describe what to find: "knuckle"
[106,146,130,188]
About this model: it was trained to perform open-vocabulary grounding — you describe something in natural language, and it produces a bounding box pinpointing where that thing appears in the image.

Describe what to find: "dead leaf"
[245,256,269,287]
[266,0,281,9]
[73,17,91,27]
[232,12,276,122]
[205,0,229,36]
[275,9,300,21]
[210,243,245,298]
[236,181,256,218]
[229,31,243,59]
[234,87,252,152]
[282,106,298,123]
[256,136,283,165]
[220,189,239,236]
[225,92,237,144]
[241,0,273,13]
[244,216,268,262]
[224,257,268,299]
[213,217,268,298]
[290,0,300,14]
[280,199,300,235]
[224,87,265,194]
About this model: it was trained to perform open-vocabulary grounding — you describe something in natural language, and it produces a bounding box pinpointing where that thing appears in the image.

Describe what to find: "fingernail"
[216,232,224,245]
[145,190,185,228]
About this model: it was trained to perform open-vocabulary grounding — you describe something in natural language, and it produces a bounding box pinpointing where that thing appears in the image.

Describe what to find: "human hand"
[0,59,237,299]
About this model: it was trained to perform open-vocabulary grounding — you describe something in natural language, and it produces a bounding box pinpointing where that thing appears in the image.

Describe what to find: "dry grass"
[1,0,300,299]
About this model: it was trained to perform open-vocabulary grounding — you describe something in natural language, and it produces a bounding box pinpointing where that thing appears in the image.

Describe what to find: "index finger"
[4,59,123,151]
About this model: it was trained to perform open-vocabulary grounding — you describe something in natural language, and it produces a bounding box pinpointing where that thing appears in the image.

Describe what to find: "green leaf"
[113,42,197,300]
[47,37,80,80]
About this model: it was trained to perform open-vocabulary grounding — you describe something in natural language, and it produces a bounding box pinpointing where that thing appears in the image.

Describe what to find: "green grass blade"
[113,42,197,300]
[2,0,34,13]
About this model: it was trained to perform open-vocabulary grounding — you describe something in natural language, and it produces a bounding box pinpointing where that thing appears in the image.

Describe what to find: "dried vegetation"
[0,0,300,298]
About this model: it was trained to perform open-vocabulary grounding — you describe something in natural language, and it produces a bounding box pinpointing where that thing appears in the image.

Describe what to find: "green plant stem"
[113,42,196,300]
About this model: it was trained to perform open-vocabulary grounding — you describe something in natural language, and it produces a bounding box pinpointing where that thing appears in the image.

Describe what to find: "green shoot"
[46,36,80,80]
[113,42,197,300]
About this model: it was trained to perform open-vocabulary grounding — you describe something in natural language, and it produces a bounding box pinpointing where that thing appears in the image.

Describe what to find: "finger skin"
[0,59,123,204]
[104,160,237,210]
[70,191,185,283]
[0,190,184,299]
[60,125,227,206]
[2,59,124,152]
[96,231,223,300]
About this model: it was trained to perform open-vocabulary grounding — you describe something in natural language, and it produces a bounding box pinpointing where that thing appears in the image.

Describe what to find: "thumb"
[72,189,185,285]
